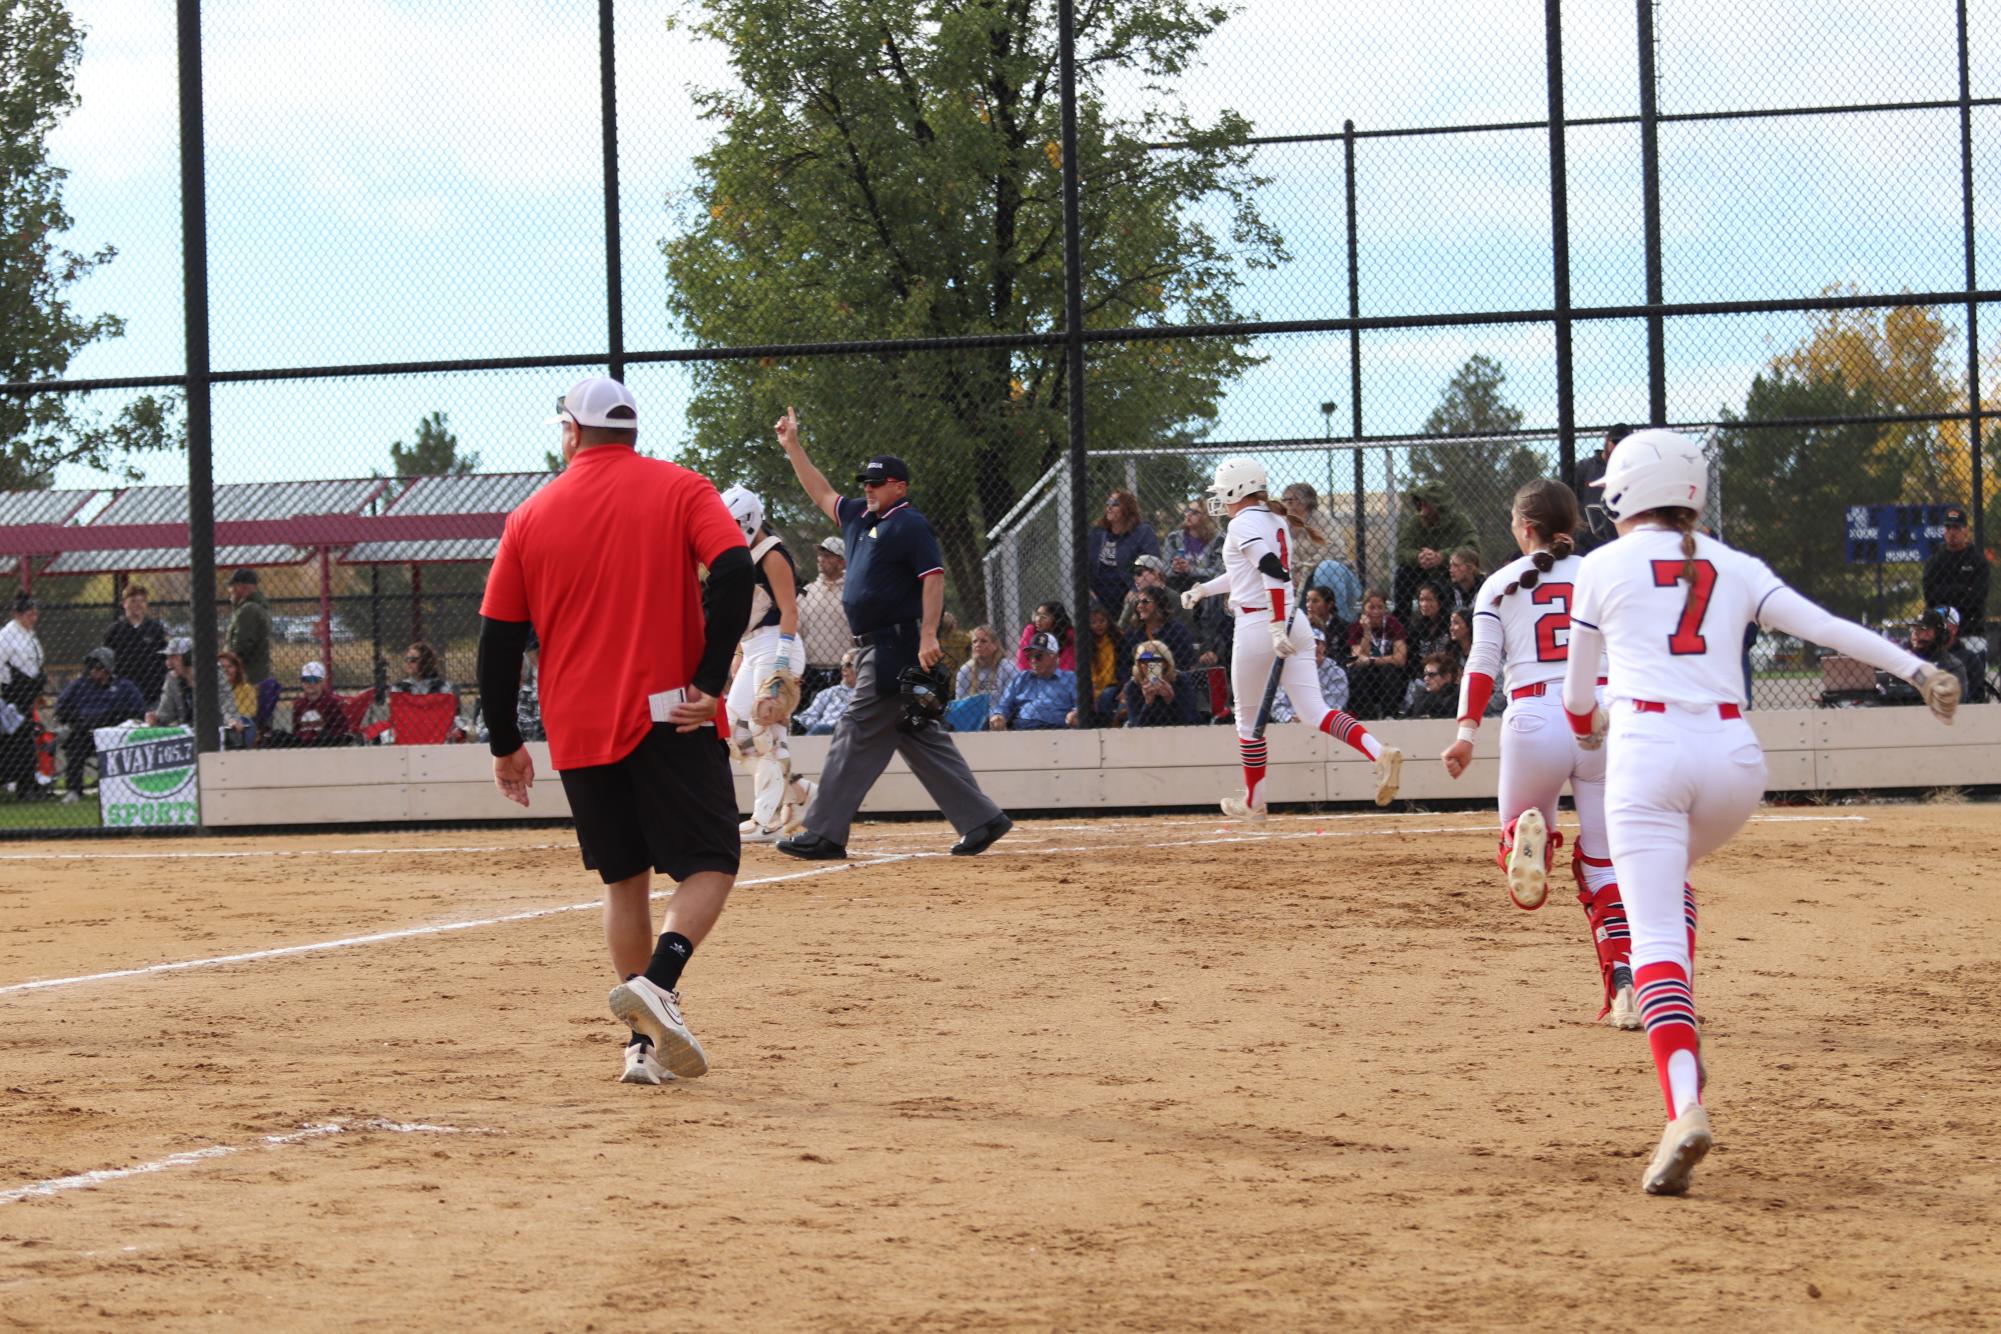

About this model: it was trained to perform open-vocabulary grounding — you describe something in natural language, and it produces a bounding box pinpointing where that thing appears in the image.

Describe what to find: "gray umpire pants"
[804,644,1002,847]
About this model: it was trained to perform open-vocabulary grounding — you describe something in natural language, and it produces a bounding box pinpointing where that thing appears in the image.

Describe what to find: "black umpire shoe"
[949,813,1013,857]
[775,832,847,861]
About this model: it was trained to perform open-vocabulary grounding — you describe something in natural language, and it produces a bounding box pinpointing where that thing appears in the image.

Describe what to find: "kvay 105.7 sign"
[93,724,201,828]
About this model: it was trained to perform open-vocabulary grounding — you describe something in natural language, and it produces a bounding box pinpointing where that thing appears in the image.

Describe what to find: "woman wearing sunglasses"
[1437,478,1635,1031]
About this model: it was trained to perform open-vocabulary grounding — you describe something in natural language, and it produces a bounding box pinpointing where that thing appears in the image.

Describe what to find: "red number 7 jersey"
[1570,528,1785,707]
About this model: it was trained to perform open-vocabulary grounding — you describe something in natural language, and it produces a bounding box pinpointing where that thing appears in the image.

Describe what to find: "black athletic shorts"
[558,724,740,885]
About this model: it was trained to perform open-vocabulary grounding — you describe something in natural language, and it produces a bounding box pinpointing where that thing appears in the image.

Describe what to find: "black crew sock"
[644,932,695,992]
[628,1030,651,1049]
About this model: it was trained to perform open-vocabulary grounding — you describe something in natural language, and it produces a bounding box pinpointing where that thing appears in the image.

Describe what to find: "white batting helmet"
[1204,457,1269,516]
[721,485,765,543]
[1595,428,1707,521]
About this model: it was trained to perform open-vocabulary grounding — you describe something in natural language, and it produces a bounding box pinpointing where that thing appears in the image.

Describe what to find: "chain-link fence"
[2,1,1996,831]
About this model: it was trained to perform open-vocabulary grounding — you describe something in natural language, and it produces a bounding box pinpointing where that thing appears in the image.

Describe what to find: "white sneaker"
[1642,1104,1714,1195]
[1506,807,1549,911]
[619,1039,670,1085]
[608,977,708,1079]
[60,791,80,805]
[1220,796,1267,822]
[1607,982,1642,1030]
[1372,747,1403,806]
[740,823,784,844]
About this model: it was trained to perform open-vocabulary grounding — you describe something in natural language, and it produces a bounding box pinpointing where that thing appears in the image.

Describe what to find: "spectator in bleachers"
[1087,489,1160,614]
[1303,585,1340,642]
[797,535,850,698]
[1924,504,1988,649]
[224,567,274,686]
[1280,483,1337,597]
[1570,423,1630,555]
[1120,640,1196,727]
[396,641,456,695]
[54,647,146,801]
[1123,587,1196,686]
[1889,608,1971,705]
[1345,590,1408,720]
[956,624,1016,703]
[148,636,239,739]
[1084,601,1127,717]
[1400,650,1461,720]
[0,594,48,798]
[1444,547,1484,619]
[1166,500,1223,577]
[1016,601,1075,671]
[282,660,350,746]
[1406,582,1453,675]
[989,632,1075,731]
[105,582,167,708]
[1393,485,1477,622]
[1119,555,1172,633]
[1271,627,1350,723]
[794,651,857,735]
[218,650,260,745]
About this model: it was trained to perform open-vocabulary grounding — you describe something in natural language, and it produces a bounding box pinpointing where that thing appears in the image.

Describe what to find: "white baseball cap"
[819,535,846,557]
[547,376,639,429]
[301,660,327,681]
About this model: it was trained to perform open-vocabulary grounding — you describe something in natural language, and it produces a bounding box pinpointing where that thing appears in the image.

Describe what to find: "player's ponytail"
[1492,478,1581,606]
[1629,505,1702,583]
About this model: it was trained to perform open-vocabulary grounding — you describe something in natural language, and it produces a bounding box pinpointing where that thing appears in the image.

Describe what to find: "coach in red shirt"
[478,376,753,1088]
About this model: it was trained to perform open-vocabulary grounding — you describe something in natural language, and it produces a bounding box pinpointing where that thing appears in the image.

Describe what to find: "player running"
[720,485,817,842]
[1181,458,1401,818]
[1439,478,1637,1029]
[1559,429,1959,1195]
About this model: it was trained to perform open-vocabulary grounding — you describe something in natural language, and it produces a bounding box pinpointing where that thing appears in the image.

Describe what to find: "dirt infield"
[2,804,1998,1331]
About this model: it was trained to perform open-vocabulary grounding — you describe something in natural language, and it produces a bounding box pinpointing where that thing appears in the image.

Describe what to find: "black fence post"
[599,0,624,382]
[177,0,218,755]
[1058,0,1093,726]
[1547,0,1576,483]
[1958,0,1984,558]
[1636,0,1667,425]
[1344,120,1366,577]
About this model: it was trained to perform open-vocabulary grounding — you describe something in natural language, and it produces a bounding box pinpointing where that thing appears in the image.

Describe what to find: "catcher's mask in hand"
[896,665,949,734]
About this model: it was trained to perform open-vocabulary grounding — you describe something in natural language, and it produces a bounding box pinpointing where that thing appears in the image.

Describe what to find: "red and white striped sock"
[1683,883,1699,975]
[1318,710,1383,761]
[1576,869,1632,1017]
[1635,961,1701,1118]
[1239,737,1267,807]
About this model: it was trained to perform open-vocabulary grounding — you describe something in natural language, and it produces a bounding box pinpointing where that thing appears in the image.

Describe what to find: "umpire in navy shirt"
[770,407,1012,859]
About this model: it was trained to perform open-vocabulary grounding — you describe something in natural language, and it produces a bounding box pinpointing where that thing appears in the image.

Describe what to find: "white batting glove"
[1268,620,1298,658]
[1180,587,1202,612]
[1919,666,1960,724]
[1574,705,1609,751]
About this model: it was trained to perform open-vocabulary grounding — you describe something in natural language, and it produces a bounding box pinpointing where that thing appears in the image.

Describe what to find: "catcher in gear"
[720,485,817,841]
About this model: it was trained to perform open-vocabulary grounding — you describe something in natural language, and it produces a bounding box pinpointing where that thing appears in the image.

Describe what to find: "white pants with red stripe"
[1603,703,1766,971]
[1229,613,1324,740]
[1498,689,1608,861]
[727,626,793,828]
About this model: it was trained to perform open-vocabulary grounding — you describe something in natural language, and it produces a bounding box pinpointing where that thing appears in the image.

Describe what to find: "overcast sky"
[37,0,2001,495]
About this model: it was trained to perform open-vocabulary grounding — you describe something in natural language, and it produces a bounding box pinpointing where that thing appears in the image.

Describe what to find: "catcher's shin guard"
[1574,848,1632,1019]
[749,723,792,829]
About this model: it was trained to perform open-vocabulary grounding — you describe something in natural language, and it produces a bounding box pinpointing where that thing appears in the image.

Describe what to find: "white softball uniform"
[727,535,806,830]
[1563,527,1930,970]
[1190,507,1330,739]
[1460,551,1608,856]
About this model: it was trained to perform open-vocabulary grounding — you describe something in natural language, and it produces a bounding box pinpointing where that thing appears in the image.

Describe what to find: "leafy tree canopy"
[661,0,1282,617]
[1408,354,1540,569]
[0,0,178,490]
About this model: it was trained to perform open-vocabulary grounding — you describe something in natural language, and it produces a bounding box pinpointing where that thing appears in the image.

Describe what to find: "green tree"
[389,411,477,479]
[1,0,178,489]
[1408,355,1540,567]
[662,0,1282,617]
[1717,368,1906,623]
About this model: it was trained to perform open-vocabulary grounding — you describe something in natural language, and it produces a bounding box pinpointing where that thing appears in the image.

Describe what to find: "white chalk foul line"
[0,1119,488,1206]
[0,842,573,862]
[0,858,904,997]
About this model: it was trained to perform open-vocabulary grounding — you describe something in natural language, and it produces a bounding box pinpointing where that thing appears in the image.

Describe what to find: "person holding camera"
[1120,641,1196,727]
[770,407,1012,860]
